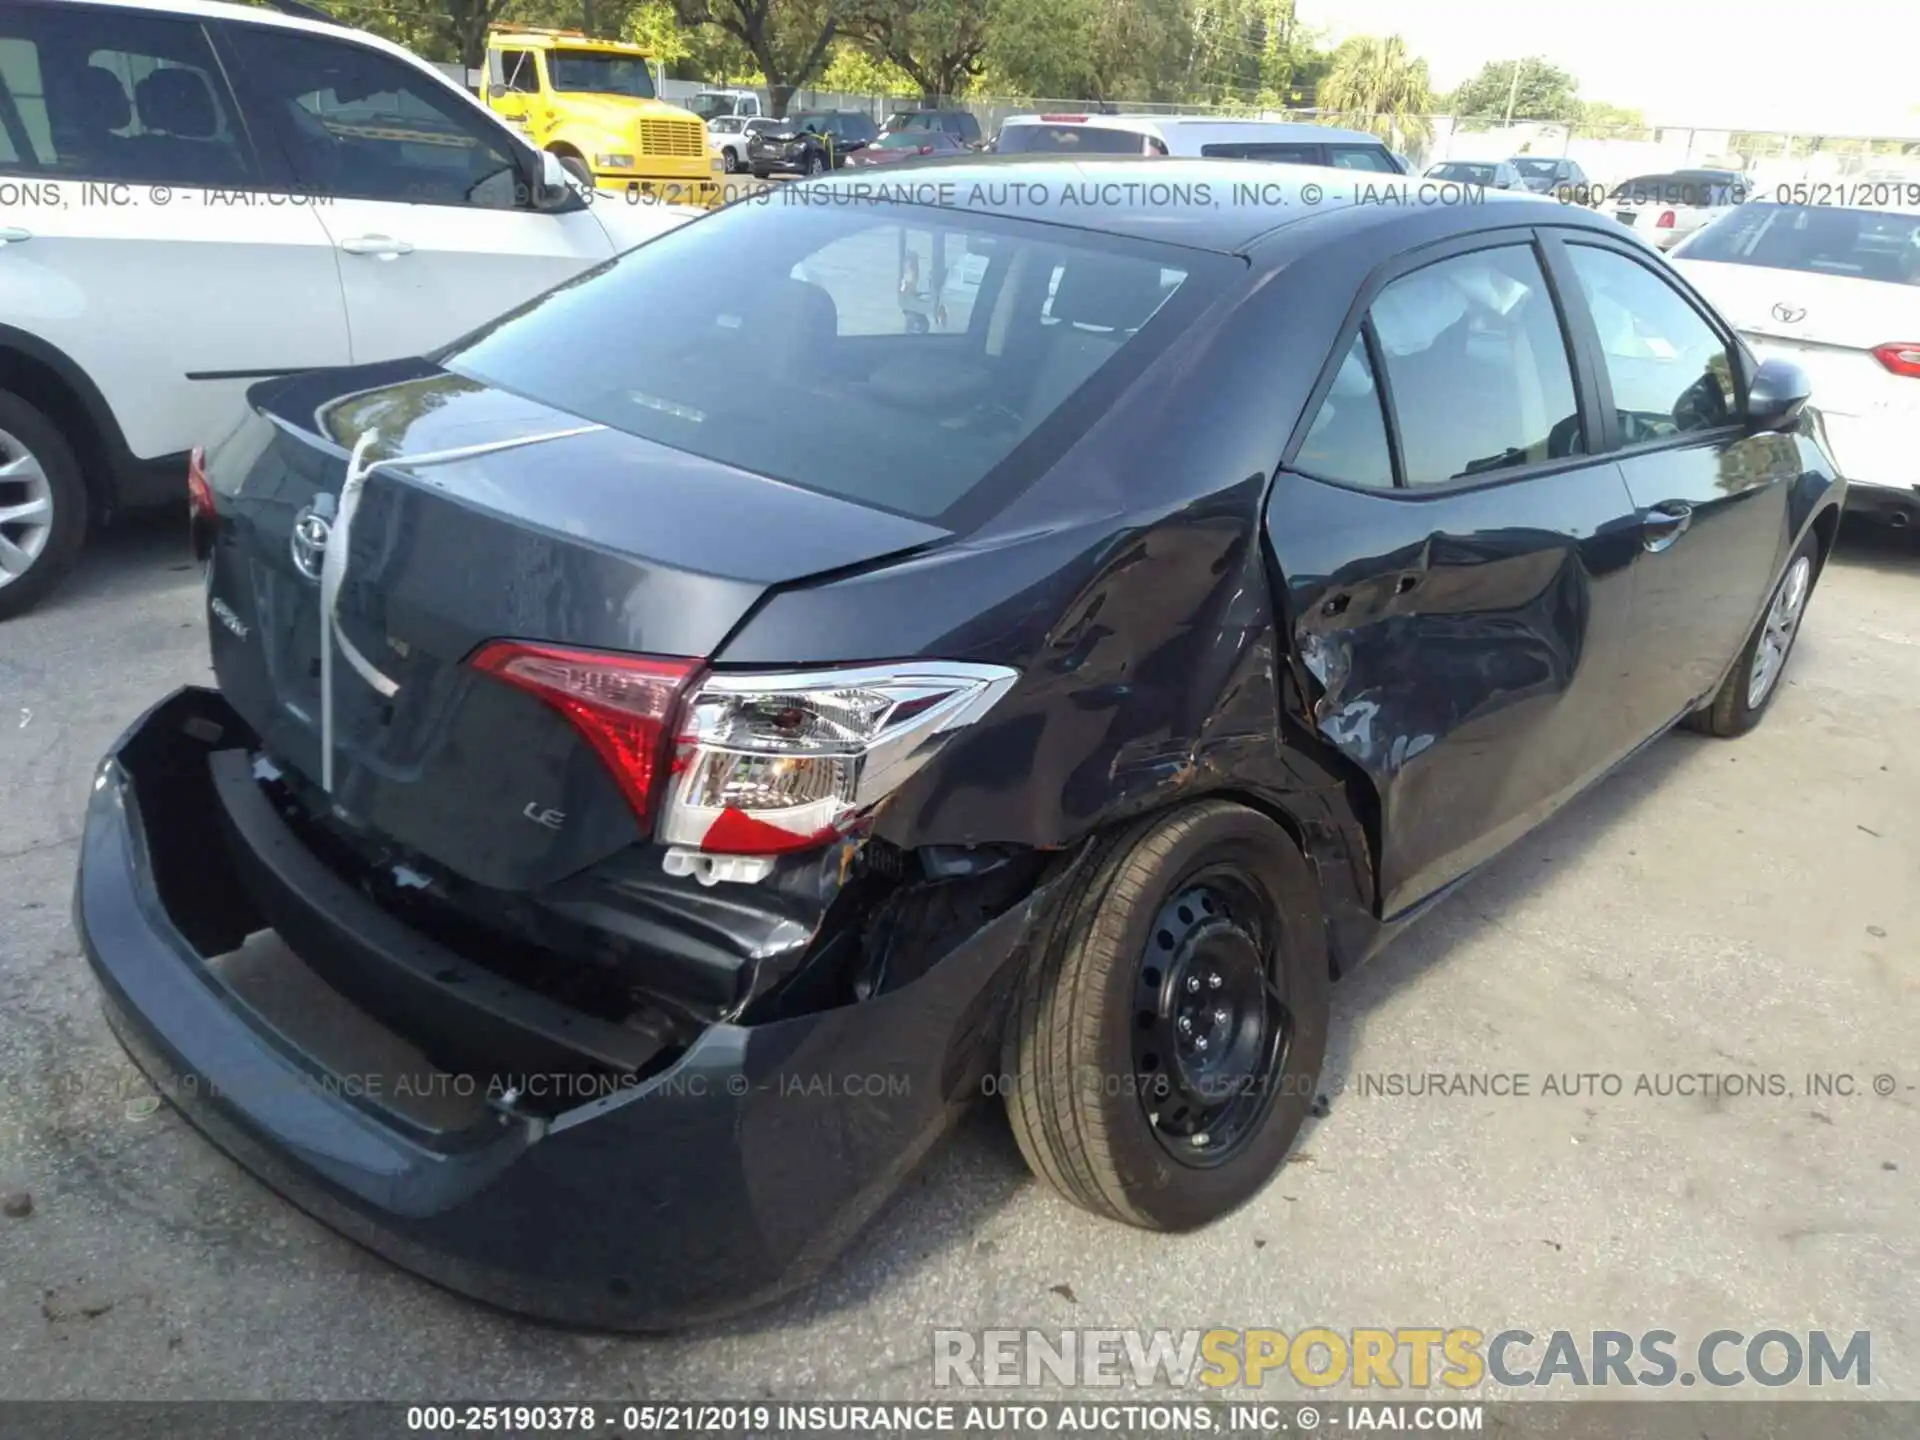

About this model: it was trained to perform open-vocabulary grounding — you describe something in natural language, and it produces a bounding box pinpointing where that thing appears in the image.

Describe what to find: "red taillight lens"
[470,641,699,827]
[187,446,214,520]
[1871,343,1920,378]
[187,446,216,561]
[1656,209,1677,228]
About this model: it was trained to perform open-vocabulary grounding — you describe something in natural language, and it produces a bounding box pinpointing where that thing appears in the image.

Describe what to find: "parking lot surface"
[2,515,1915,1400]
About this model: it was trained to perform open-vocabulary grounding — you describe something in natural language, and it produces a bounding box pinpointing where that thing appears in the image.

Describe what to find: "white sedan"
[1673,200,1920,526]
[1608,171,1749,250]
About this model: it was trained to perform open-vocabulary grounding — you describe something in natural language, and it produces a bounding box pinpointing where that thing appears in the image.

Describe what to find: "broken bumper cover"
[75,688,1035,1329]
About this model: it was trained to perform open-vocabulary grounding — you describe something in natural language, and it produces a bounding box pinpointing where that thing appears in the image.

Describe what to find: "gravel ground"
[1,513,1915,1402]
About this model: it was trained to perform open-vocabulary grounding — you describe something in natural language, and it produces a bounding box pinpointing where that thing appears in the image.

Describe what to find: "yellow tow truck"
[479,25,721,207]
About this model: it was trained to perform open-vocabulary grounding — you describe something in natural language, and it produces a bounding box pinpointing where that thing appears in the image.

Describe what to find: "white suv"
[0,0,696,617]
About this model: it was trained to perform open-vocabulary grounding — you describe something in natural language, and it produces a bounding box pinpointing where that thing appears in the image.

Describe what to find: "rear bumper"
[1819,412,1920,523]
[76,688,1038,1329]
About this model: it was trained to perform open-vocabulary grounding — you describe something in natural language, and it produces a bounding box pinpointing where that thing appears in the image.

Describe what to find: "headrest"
[67,66,133,133]
[1047,254,1173,332]
[136,68,218,139]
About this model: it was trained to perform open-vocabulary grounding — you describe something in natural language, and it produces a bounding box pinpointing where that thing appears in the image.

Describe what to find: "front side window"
[546,52,655,98]
[497,49,538,94]
[1370,245,1584,486]
[1297,334,1393,488]
[1563,244,1738,441]
[0,6,249,185]
[231,27,524,209]
[445,203,1218,521]
[1200,141,1318,163]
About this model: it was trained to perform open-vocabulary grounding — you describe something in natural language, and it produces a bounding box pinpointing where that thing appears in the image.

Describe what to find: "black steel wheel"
[1003,800,1329,1230]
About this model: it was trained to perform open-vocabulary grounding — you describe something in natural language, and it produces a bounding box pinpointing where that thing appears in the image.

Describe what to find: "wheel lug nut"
[1208,972,1222,989]
[1178,1015,1193,1035]
[1195,1036,1209,1051]
[1186,975,1201,993]
[1213,1008,1228,1026]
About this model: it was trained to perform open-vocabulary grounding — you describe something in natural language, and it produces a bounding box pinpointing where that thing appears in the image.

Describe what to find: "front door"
[1265,234,1644,916]
[1546,234,1798,734]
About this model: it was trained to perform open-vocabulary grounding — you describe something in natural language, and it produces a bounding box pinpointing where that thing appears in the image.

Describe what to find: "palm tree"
[1317,34,1433,149]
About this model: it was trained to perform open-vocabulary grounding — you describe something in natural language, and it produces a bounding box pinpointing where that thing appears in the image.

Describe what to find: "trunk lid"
[1675,259,1920,418]
[202,360,947,891]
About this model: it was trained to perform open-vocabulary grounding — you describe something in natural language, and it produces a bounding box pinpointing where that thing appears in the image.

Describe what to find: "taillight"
[187,446,216,560]
[1871,343,1920,378]
[1656,209,1677,229]
[470,641,699,826]
[187,446,214,520]
[658,662,1018,881]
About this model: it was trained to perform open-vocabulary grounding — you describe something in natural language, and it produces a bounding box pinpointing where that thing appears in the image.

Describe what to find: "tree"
[671,0,844,115]
[1448,57,1579,125]
[1575,99,1646,139]
[1317,34,1432,147]
[844,0,993,104]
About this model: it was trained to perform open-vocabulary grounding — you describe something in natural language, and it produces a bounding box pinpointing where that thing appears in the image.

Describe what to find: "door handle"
[339,235,415,259]
[0,227,31,245]
[1641,501,1693,552]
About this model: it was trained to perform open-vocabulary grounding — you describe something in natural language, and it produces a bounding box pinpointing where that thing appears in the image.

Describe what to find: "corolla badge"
[1771,303,1808,324]
[289,494,337,582]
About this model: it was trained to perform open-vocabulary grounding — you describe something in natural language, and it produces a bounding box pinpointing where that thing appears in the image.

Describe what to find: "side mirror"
[1746,356,1811,432]
[531,149,588,212]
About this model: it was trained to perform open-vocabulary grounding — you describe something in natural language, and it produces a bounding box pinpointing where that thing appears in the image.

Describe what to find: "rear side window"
[1328,144,1395,173]
[447,204,1216,522]
[1371,245,1584,486]
[230,26,524,209]
[1297,335,1393,488]
[0,6,250,185]
[1200,141,1318,163]
[1677,203,1920,286]
[995,124,1147,155]
[1563,245,1738,439]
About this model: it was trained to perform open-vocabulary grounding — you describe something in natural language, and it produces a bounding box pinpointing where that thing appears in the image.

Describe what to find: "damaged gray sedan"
[75,160,1840,1327]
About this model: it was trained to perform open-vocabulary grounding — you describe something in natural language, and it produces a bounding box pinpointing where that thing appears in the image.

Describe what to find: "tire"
[1002,799,1329,1231]
[550,151,594,187]
[1687,529,1820,738]
[805,152,826,177]
[722,148,740,174]
[0,389,87,621]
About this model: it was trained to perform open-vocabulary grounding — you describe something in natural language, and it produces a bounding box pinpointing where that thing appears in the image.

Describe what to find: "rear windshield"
[1677,203,1920,285]
[1513,158,1560,177]
[995,123,1147,155]
[1429,162,1494,183]
[443,202,1222,522]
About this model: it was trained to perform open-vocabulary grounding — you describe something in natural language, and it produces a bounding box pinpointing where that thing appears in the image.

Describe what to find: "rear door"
[1545,231,1798,734]
[1265,230,1644,916]
[0,0,348,465]
[220,21,617,364]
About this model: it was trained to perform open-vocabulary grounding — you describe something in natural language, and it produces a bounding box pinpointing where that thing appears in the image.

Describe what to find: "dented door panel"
[1264,467,1645,917]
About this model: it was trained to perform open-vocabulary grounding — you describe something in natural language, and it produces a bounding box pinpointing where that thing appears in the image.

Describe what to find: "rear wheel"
[0,390,87,621]
[1687,530,1820,737]
[1002,800,1329,1230]
[721,147,740,174]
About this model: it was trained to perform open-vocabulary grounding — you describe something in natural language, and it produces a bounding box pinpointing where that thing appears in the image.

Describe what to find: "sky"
[1300,0,1920,136]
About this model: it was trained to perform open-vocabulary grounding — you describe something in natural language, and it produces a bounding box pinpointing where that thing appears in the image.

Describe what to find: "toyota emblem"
[289,495,336,582]
[1771,302,1807,324]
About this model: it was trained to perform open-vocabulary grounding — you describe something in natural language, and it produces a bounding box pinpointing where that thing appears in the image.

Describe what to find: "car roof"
[800,156,1560,253]
[999,115,1385,146]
